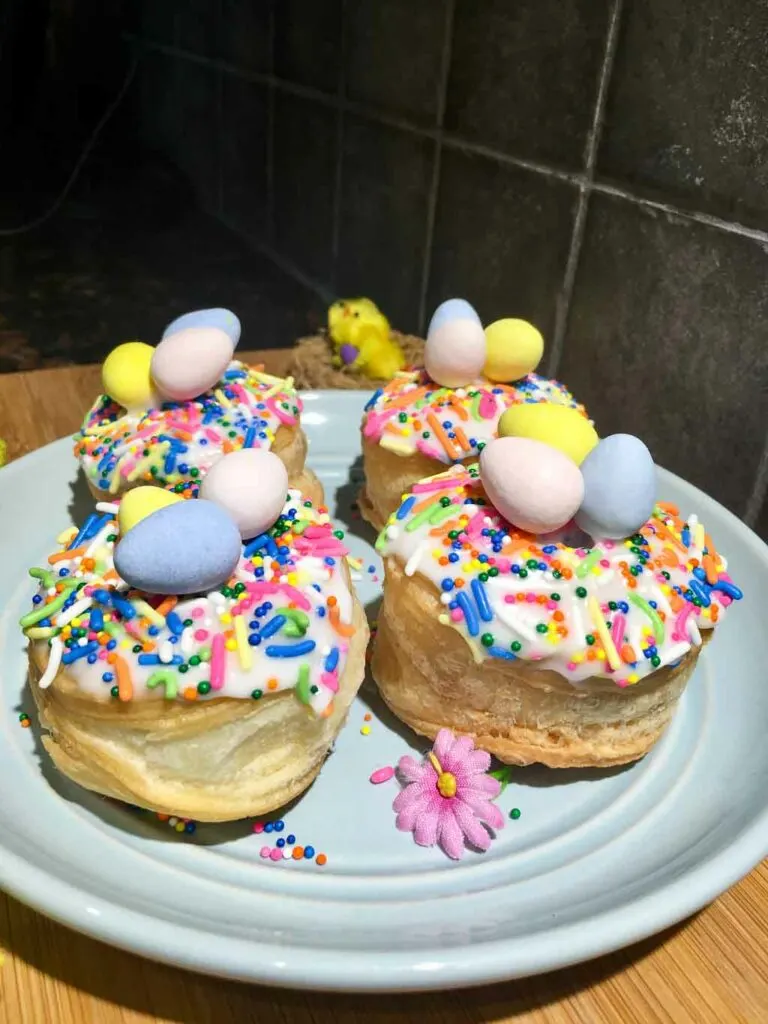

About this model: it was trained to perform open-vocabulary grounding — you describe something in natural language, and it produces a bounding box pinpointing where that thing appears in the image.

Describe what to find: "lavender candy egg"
[200,449,288,539]
[424,318,487,388]
[339,343,359,365]
[479,436,584,535]
[114,500,242,595]
[427,298,481,335]
[162,307,241,347]
[575,434,656,540]
[151,326,233,402]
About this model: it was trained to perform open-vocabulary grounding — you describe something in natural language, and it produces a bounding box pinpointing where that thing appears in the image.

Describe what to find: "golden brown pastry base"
[358,433,472,532]
[29,586,369,821]
[372,560,705,769]
[84,423,325,507]
[288,331,424,390]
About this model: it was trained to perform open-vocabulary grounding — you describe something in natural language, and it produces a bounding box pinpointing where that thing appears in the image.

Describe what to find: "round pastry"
[75,308,322,505]
[372,460,743,768]
[359,302,592,531]
[22,485,368,821]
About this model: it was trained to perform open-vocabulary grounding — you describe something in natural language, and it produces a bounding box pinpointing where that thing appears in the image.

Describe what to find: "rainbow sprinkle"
[363,370,587,463]
[23,491,356,713]
[75,362,301,496]
[378,466,743,686]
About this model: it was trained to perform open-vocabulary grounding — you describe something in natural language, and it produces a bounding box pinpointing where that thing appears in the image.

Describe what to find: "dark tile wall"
[130,0,768,534]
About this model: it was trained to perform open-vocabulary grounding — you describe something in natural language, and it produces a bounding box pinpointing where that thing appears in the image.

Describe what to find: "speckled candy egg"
[114,499,241,595]
[575,434,656,540]
[200,449,288,539]
[424,319,487,388]
[479,436,584,535]
[483,318,544,382]
[498,403,598,466]
[151,326,233,402]
[163,307,241,347]
[102,341,155,410]
[118,487,183,536]
[427,298,481,335]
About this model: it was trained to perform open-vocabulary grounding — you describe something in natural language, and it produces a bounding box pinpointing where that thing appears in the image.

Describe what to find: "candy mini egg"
[118,487,183,536]
[498,403,598,466]
[162,307,240,348]
[102,341,155,410]
[424,319,487,388]
[200,449,288,539]
[114,499,241,595]
[483,318,544,382]
[575,434,656,540]
[480,436,584,534]
[427,298,481,335]
[151,326,233,402]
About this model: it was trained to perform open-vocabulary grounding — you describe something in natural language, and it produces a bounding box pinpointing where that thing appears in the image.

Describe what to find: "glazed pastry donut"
[76,361,324,505]
[371,465,742,768]
[360,371,588,531]
[23,490,368,821]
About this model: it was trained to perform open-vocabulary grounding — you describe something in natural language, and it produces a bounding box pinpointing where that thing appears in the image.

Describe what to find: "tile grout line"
[330,0,349,293]
[264,0,277,244]
[548,0,624,379]
[743,431,768,526]
[416,0,456,335]
[215,0,224,219]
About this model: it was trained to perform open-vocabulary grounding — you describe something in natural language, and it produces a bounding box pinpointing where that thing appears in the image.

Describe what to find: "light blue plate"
[0,390,766,992]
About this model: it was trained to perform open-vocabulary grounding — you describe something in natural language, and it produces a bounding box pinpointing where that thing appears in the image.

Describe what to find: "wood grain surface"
[0,355,765,1024]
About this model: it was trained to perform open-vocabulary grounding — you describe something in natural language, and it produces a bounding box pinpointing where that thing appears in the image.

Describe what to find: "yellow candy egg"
[102,341,155,410]
[118,487,183,536]
[483,319,544,382]
[498,403,598,466]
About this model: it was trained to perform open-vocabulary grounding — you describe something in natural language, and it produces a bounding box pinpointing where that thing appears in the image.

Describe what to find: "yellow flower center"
[428,752,457,799]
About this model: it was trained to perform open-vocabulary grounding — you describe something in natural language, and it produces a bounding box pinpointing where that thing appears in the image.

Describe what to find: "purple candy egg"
[340,344,358,365]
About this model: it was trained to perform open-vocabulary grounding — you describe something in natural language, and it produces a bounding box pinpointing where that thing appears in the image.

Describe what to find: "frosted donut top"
[75,361,301,496]
[22,490,355,715]
[376,464,742,686]
[362,369,587,463]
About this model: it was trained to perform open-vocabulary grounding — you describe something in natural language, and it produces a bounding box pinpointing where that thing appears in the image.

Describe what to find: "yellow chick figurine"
[327,298,406,380]
[0,437,6,468]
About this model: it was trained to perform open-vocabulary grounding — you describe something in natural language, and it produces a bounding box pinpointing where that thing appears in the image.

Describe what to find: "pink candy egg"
[424,318,486,388]
[479,436,584,534]
[200,448,288,539]
[151,326,234,402]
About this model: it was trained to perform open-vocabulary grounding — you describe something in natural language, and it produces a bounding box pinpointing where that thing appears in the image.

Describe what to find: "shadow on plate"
[68,469,96,526]
[332,454,377,545]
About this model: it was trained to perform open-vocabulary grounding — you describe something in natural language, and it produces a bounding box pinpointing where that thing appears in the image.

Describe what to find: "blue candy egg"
[162,308,241,348]
[575,434,656,540]
[427,298,481,337]
[114,499,242,595]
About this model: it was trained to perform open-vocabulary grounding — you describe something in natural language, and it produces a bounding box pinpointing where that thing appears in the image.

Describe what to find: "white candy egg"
[151,326,233,402]
[200,449,289,539]
[479,436,584,534]
[424,318,487,388]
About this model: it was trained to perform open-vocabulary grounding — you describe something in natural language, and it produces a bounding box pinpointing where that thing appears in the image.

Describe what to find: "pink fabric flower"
[393,729,505,860]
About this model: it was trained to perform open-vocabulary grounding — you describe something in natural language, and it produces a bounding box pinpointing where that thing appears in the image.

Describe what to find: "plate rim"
[1,397,767,991]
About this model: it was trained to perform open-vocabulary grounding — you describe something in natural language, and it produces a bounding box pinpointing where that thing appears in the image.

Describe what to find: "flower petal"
[443,733,475,770]
[452,799,492,851]
[433,729,454,763]
[395,792,431,832]
[393,783,423,814]
[413,807,441,848]
[456,791,504,828]
[467,773,502,796]
[462,748,492,775]
[397,754,430,784]
[438,809,466,860]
